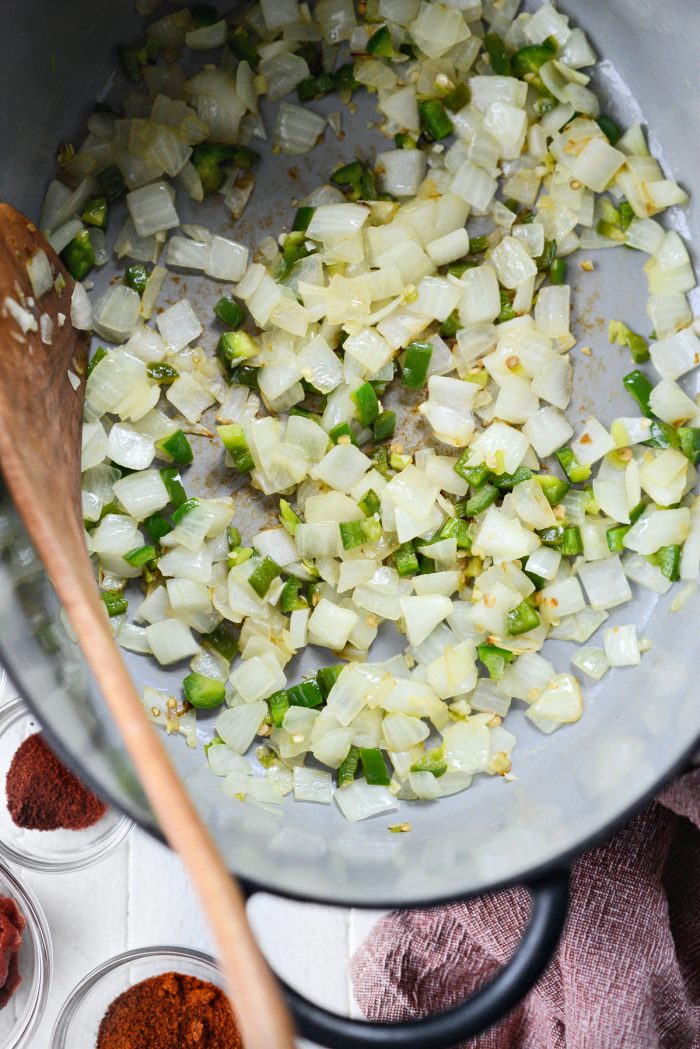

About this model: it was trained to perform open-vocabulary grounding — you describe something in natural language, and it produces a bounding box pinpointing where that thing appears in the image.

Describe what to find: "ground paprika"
[5,732,107,831]
[96,971,242,1049]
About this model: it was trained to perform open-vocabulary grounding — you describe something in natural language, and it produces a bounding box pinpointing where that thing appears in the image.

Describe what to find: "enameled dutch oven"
[0,2,698,1044]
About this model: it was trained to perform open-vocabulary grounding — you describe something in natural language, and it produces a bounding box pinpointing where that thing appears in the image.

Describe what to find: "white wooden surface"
[25,828,385,1048]
[0,680,386,1048]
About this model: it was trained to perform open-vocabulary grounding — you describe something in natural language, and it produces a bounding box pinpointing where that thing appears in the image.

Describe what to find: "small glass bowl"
[0,859,52,1049]
[0,696,132,872]
[51,946,227,1048]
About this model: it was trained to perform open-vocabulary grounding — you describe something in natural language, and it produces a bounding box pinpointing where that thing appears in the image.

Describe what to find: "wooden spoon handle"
[63,584,297,1049]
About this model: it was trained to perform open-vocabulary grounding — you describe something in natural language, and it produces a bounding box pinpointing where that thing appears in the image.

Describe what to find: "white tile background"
[0,677,386,1048]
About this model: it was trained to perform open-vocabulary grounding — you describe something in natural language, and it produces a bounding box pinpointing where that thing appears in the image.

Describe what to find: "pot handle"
[244,868,570,1049]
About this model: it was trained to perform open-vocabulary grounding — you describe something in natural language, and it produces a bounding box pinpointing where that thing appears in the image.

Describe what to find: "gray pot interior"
[0,0,698,907]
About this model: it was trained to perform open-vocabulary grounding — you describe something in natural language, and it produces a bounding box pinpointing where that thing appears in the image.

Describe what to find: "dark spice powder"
[96,972,242,1049]
[0,896,25,1009]
[6,732,107,831]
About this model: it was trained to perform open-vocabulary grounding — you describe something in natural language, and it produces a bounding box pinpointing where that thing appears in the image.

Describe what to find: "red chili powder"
[0,897,25,1009]
[96,972,242,1049]
[6,733,107,831]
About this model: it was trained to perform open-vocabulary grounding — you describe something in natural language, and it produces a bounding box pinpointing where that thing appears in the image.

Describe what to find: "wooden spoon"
[0,203,297,1049]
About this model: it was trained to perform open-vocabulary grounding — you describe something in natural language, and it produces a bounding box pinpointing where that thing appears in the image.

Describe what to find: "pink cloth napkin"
[351,767,700,1049]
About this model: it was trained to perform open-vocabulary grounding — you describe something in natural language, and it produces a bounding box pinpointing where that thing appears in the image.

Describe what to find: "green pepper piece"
[61,230,95,281]
[191,143,238,195]
[214,296,246,329]
[247,556,281,598]
[87,346,108,379]
[630,501,646,524]
[123,544,158,568]
[269,680,323,727]
[619,201,634,231]
[329,422,355,446]
[478,642,514,680]
[288,680,323,708]
[338,745,361,787]
[316,664,344,699]
[172,498,199,526]
[536,238,557,272]
[536,474,571,506]
[559,525,583,557]
[606,524,629,553]
[367,24,395,56]
[371,446,392,479]
[122,262,147,296]
[279,231,313,276]
[410,744,448,778]
[217,424,254,473]
[217,330,258,370]
[267,692,288,729]
[297,72,336,102]
[155,429,193,465]
[334,63,358,92]
[497,288,517,324]
[539,525,565,547]
[394,132,417,150]
[596,114,622,144]
[454,455,490,488]
[280,577,308,613]
[438,516,472,550]
[440,310,461,338]
[97,164,126,203]
[330,160,366,200]
[351,382,379,427]
[360,748,390,786]
[491,466,532,491]
[359,489,381,516]
[484,32,512,75]
[279,499,300,536]
[228,27,259,68]
[230,364,259,389]
[401,341,433,388]
[653,544,681,581]
[183,672,225,710]
[100,590,128,617]
[143,513,172,543]
[160,467,187,508]
[146,361,179,384]
[679,427,700,464]
[549,258,567,285]
[373,410,396,443]
[511,37,557,80]
[203,623,238,662]
[419,98,453,141]
[118,45,148,84]
[622,369,654,418]
[608,320,649,364]
[506,600,541,636]
[228,546,253,568]
[339,521,366,550]
[645,420,680,450]
[395,540,419,578]
[555,447,591,484]
[82,196,108,229]
[292,206,315,232]
[464,483,499,517]
[442,82,470,113]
